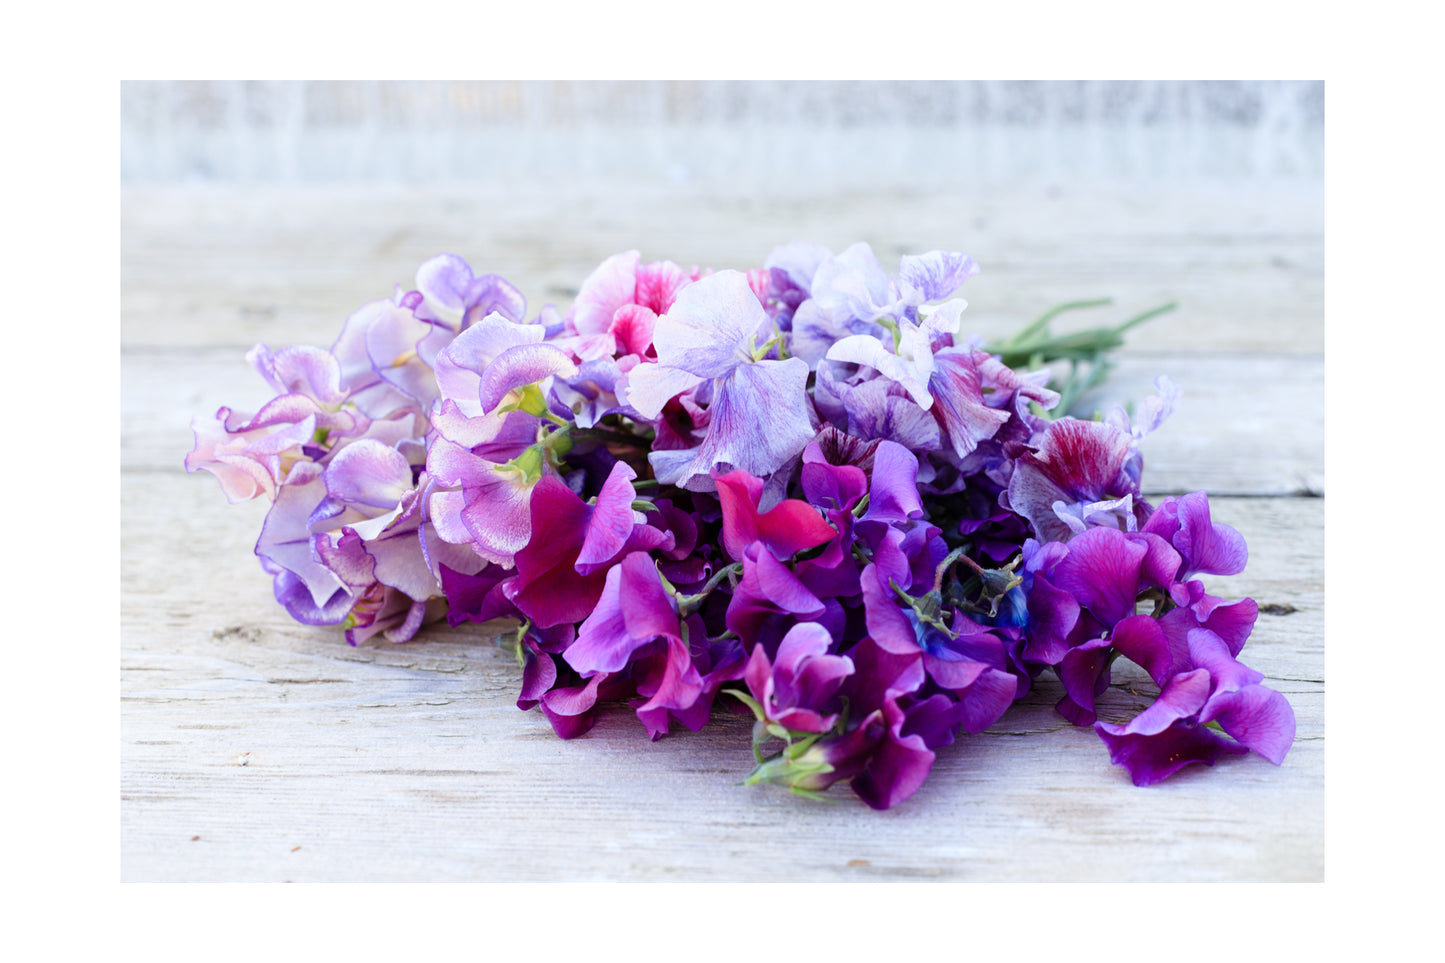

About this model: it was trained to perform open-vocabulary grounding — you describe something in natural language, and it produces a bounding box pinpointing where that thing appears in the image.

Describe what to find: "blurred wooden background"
[120,81,1323,881]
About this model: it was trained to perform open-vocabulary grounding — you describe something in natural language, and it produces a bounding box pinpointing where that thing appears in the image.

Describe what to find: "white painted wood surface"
[121,181,1324,881]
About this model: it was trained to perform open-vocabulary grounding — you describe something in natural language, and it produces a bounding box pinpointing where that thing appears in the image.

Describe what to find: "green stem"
[997,297,1114,351]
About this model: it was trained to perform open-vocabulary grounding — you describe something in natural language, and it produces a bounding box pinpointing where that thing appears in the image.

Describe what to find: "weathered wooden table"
[121,179,1323,881]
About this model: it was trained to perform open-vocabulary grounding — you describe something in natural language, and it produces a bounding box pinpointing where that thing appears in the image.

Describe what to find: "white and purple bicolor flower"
[782,242,979,367]
[624,270,819,492]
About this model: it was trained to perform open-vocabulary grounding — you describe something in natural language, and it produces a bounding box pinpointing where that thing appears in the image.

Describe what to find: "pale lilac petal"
[476,343,579,412]
[615,361,706,421]
[651,270,773,379]
[462,274,527,326]
[247,344,348,407]
[826,333,934,408]
[416,253,474,324]
[434,313,546,416]
[255,462,346,608]
[363,304,441,406]
[898,251,979,304]
[322,439,413,511]
[764,241,831,292]
[650,359,817,491]
[811,242,898,321]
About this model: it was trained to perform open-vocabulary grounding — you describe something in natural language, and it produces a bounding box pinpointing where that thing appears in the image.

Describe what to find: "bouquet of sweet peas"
[187,242,1295,809]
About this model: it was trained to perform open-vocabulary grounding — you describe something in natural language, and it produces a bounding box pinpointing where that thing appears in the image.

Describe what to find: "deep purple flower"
[1094,628,1295,785]
[742,622,854,734]
[1142,491,1248,579]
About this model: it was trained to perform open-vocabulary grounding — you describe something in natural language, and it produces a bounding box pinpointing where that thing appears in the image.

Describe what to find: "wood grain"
[120,181,1324,881]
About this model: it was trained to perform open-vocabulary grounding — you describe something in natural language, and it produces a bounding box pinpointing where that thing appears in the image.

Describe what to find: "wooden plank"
[121,182,1322,354]
[123,471,1322,882]
[126,348,1323,497]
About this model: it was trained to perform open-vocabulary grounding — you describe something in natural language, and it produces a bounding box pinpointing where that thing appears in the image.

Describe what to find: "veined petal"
[416,253,474,325]
[1202,684,1296,765]
[651,270,772,379]
[434,312,546,415]
[898,250,979,304]
[827,333,934,409]
[322,439,414,511]
[649,359,817,491]
[621,361,707,421]
[476,343,579,412]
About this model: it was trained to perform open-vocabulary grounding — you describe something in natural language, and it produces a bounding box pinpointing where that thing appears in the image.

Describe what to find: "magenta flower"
[713,469,837,563]
[502,463,672,628]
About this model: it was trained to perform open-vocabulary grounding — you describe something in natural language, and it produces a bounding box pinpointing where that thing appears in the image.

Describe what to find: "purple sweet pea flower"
[1142,490,1248,580]
[1094,628,1295,785]
[743,622,855,734]
[724,541,828,649]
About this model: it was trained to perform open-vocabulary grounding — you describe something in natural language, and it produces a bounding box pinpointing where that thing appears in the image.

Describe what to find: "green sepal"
[499,445,546,486]
[496,382,551,418]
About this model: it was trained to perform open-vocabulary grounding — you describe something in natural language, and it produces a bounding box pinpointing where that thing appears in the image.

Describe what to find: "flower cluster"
[188,243,1294,807]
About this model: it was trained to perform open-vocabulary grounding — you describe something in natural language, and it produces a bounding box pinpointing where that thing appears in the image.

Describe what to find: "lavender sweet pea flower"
[425,314,580,565]
[186,345,385,502]
[186,405,318,503]
[626,271,818,490]
[787,243,978,367]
